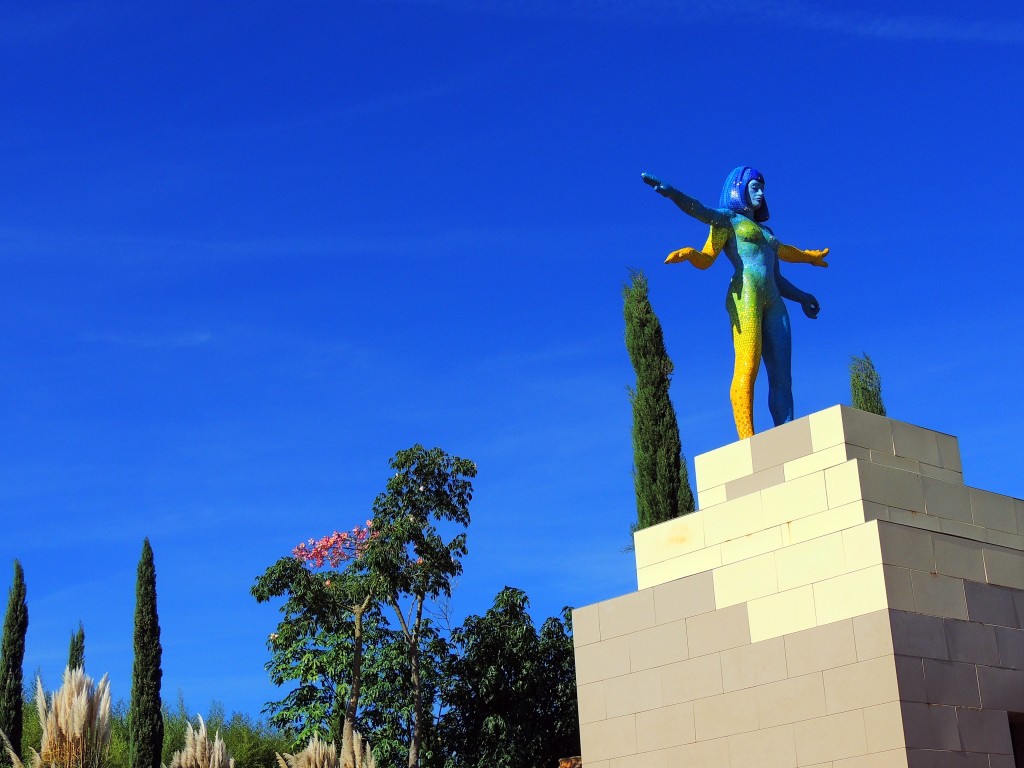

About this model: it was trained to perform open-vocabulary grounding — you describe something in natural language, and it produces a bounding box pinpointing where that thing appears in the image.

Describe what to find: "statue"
[641,167,829,439]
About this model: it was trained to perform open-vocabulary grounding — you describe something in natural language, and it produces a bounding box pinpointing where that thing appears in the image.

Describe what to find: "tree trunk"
[342,596,371,768]
[406,596,425,768]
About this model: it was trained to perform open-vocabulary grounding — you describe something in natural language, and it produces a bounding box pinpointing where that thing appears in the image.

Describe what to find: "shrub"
[163,717,232,768]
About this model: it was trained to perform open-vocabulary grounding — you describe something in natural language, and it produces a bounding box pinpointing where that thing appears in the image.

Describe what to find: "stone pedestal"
[573,405,1024,768]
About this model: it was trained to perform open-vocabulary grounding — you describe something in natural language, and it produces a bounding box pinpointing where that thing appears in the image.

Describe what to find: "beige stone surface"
[783,442,851,482]
[808,405,845,452]
[813,565,888,625]
[579,714,637,762]
[839,407,896,454]
[861,701,905,753]
[604,667,664,718]
[720,526,783,566]
[793,710,869,764]
[598,589,656,639]
[824,461,862,509]
[651,570,715,624]
[572,603,600,647]
[704,492,766,546]
[575,635,630,685]
[575,680,606,724]
[787,502,871,546]
[636,544,722,589]
[910,571,967,619]
[747,585,817,642]
[693,688,759,740]
[784,619,857,677]
[891,421,942,466]
[970,488,1018,533]
[633,512,705,568]
[761,471,829,528]
[834,749,908,768]
[878,521,935,572]
[634,701,695,752]
[775,531,847,591]
[882,565,916,612]
[725,464,786,502]
[660,653,723,705]
[755,672,828,728]
[727,723,797,768]
[720,635,788,692]
[686,602,751,657]
[842,521,883,572]
[852,609,893,660]
[751,416,813,472]
[822,655,899,713]
[698,483,728,509]
[858,461,926,513]
[932,535,986,582]
[695,438,753,492]
[627,618,688,672]
[922,476,972,523]
[713,551,778,608]
[666,737,730,768]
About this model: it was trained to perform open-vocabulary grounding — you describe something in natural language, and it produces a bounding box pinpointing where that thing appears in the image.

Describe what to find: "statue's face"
[746,179,764,211]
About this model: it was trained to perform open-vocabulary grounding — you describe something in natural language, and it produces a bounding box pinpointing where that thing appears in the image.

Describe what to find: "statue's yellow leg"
[728,288,762,440]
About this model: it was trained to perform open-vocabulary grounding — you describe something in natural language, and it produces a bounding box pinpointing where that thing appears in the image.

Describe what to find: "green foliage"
[850,353,886,416]
[68,622,85,672]
[0,561,29,768]
[623,270,694,535]
[439,588,579,768]
[129,539,164,768]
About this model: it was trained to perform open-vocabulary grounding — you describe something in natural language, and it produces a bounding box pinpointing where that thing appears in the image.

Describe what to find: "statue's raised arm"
[641,173,729,226]
[642,165,829,439]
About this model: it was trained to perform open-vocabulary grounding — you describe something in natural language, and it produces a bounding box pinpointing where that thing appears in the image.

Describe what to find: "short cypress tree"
[128,539,163,768]
[68,621,85,671]
[850,353,886,416]
[0,561,28,768]
[624,270,695,534]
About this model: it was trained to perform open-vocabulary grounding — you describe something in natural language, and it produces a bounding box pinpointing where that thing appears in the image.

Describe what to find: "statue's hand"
[806,248,830,268]
[801,294,820,319]
[641,172,673,197]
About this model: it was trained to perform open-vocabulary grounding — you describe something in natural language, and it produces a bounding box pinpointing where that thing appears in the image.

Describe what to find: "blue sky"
[2,0,1023,719]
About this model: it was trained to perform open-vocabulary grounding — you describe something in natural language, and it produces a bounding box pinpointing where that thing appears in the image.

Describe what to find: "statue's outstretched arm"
[665,224,728,269]
[778,243,830,268]
[774,259,820,319]
[642,173,728,226]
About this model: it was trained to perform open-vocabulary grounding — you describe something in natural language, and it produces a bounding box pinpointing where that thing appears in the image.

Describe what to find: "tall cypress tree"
[129,539,163,768]
[0,561,28,768]
[850,353,886,416]
[68,621,85,671]
[623,270,695,534]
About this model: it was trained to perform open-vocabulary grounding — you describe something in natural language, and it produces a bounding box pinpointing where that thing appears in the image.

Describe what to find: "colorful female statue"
[641,167,829,439]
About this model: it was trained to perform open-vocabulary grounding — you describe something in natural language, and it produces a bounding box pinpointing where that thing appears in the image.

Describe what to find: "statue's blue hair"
[720,166,769,222]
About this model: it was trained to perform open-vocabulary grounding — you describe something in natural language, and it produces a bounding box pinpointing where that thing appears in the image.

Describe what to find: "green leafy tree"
[850,353,886,416]
[362,445,476,768]
[439,588,579,768]
[68,622,85,671]
[129,539,163,768]
[0,561,28,768]
[623,270,694,534]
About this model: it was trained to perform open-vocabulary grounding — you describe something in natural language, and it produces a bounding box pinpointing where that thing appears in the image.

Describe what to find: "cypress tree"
[0,561,28,768]
[623,270,695,534]
[850,353,886,416]
[129,539,163,768]
[68,622,85,671]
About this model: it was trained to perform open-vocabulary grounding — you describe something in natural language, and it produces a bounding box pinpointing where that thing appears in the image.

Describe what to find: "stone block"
[859,461,926,513]
[879,522,935,571]
[934,430,962,472]
[751,416,814,472]
[633,512,705,568]
[943,619,999,666]
[921,658,980,707]
[725,465,785,501]
[823,655,900,713]
[891,611,949,659]
[703,493,765,546]
[697,482,728,509]
[634,701,695,752]
[983,546,1024,591]
[720,635,788,692]
[891,420,942,466]
[755,672,828,728]
[636,544,722,589]
[713,551,778,608]
[932,535,986,582]
[628,619,688,672]
[883,565,917,612]
[994,625,1024,669]
[695,439,753,492]
[976,664,1024,711]
[793,709,869,764]
[843,521,884,572]
[919,463,963,484]
[808,405,846,452]
[762,471,831,528]
[580,714,637,762]
[783,442,851,482]
[955,706,1013,754]
[835,749,909,768]
[573,603,601,647]
[970,488,1018,534]
[871,450,923,474]
[895,655,927,702]
[692,687,759,741]
[788,501,870,545]
[922,477,972,523]
[660,652,723,705]
[651,570,715,624]
[576,679,606,724]
[852,609,893,660]
[839,406,895,454]
[825,461,863,508]
[599,589,656,640]
[664,737,730,768]
[575,635,631,685]
[911,571,968,620]
[813,564,889,625]
[775,531,847,591]
[964,580,1018,628]
[727,723,798,768]
[784,618,858,677]
[747,585,818,642]
[862,700,906,753]
[686,603,750,657]
[720,526,784,565]
[900,701,960,750]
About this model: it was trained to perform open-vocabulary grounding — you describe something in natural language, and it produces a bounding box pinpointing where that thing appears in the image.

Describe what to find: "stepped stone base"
[573,406,1024,768]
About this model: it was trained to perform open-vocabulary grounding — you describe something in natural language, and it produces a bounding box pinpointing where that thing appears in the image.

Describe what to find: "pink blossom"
[293,523,377,568]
